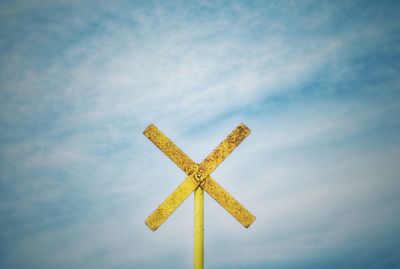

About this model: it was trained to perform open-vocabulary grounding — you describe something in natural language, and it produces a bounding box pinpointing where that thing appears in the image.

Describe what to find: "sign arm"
[145,175,199,231]
[202,176,256,228]
[144,124,197,174]
[199,123,251,176]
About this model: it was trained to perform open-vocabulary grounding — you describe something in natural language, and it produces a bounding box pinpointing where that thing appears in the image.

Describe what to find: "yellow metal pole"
[194,186,204,269]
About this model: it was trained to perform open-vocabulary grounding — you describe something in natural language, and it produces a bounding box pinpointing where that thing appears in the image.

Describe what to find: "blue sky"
[0,1,400,268]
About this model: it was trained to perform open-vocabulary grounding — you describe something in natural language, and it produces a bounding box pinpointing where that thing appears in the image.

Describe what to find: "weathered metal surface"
[199,123,251,177]
[144,123,255,231]
[145,175,198,231]
[202,177,256,228]
[143,124,196,175]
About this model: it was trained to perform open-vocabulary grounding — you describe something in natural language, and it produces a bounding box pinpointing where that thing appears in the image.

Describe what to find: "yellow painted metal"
[144,124,196,175]
[202,177,255,228]
[145,175,198,231]
[199,123,251,176]
[143,123,250,177]
[144,123,256,269]
[143,123,256,229]
[194,186,204,269]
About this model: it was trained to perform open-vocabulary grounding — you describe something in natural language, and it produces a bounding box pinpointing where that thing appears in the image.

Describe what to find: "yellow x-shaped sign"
[144,123,256,231]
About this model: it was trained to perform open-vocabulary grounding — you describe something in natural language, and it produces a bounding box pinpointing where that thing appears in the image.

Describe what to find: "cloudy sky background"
[1,1,400,268]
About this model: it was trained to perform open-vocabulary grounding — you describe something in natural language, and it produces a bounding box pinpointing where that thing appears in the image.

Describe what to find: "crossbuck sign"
[143,123,255,269]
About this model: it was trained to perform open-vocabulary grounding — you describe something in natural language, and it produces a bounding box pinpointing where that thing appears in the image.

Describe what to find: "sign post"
[143,123,256,269]
[194,186,204,269]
